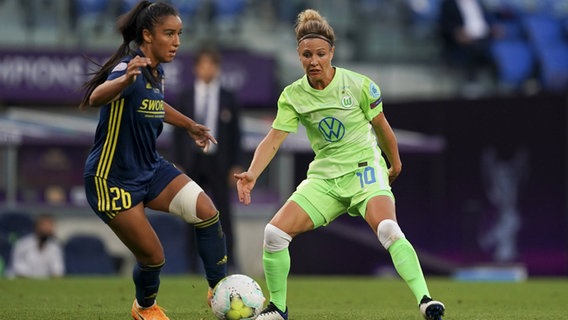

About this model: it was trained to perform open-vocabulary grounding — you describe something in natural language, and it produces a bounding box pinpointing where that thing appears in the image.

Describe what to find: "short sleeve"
[272,91,299,133]
[108,62,128,80]
[107,61,136,97]
[359,79,383,121]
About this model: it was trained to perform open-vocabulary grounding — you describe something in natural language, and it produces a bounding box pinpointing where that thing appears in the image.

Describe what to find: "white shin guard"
[377,219,405,250]
[263,224,292,253]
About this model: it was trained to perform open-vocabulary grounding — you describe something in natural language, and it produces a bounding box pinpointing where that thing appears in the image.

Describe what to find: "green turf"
[1,275,567,319]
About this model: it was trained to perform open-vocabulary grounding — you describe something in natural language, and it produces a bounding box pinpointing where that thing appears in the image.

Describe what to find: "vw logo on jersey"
[318,117,345,142]
[341,95,353,108]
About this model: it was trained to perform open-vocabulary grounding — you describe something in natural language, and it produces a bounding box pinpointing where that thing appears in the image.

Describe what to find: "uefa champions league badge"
[369,82,381,99]
[112,62,128,72]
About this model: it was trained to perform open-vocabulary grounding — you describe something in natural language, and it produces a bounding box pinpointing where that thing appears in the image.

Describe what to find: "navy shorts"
[84,158,182,223]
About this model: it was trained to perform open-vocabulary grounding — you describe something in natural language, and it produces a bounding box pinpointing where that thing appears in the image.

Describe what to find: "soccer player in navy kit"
[79,2,226,319]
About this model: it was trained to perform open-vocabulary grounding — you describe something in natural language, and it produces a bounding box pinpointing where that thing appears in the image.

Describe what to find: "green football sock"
[388,238,430,304]
[263,248,290,311]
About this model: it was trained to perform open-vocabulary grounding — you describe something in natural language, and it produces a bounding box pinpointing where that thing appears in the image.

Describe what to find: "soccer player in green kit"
[234,8,445,320]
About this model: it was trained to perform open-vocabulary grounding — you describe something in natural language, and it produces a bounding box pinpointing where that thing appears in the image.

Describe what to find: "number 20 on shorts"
[109,186,132,211]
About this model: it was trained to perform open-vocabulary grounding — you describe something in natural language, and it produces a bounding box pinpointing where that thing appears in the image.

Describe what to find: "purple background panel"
[0,49,277,108]
[291,94,568,276]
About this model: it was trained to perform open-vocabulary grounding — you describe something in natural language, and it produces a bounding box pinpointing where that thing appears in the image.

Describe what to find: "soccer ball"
[210,274,266,320]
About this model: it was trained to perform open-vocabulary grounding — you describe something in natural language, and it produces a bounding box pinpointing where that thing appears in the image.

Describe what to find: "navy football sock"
[195,212,227,288]
[133,261,164,307]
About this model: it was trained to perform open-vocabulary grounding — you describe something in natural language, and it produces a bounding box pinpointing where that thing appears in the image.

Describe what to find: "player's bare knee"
[136,251,165,267]
[168,181,204,224]
[264,224,292,253]
[377,219,405,250]
[195,194,218,220]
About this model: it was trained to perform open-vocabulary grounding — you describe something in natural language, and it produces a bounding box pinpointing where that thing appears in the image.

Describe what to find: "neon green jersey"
[273,67,385,179]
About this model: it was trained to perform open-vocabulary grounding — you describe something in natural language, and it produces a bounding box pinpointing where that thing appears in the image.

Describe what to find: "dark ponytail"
[79,1,178,109]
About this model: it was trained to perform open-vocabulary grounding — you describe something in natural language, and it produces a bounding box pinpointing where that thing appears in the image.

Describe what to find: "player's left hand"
[388,166,401,185]
[187,123,217,152]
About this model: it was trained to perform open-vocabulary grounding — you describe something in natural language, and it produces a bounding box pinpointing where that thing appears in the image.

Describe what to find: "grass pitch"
[1,275,567,319]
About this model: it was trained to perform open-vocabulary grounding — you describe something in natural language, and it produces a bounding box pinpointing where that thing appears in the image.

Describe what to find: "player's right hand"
[127,55,152,83]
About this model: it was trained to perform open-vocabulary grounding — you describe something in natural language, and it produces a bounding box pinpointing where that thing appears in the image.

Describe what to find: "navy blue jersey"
[84,51,166,188]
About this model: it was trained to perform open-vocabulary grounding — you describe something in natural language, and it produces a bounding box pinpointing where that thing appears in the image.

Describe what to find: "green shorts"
[289,164,395,228]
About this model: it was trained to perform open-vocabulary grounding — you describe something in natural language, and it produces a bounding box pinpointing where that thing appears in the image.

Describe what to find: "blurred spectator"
[438,0,503,94]
[173,45,244,273]
[7,214,65,278]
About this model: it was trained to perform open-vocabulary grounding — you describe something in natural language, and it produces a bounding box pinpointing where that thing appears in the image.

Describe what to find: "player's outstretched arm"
[164,102,217,152]
[234,128,288,205]
[88,56,150,107]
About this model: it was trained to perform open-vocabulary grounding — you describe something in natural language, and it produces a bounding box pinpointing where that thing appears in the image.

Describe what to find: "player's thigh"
[364,195,397,233]
[84,176,142,222]
[283,178,346,234]
[146,173,188,211]
[345,164,396,232]
[145,160,188,211]
[269,200,314,238]
[108,202,164,265]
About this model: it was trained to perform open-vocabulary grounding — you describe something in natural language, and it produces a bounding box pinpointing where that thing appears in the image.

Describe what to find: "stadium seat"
[537,43,568,92]
[501,0,549,16]
[522,13,565,54]
[0,211,35,270]
[71,0,109,45]
[212,0,246,18]
[521,13,568,91]
[64,234,116,275]
[211,0,246,36]
[0,211,35,243]
[405,0,441,38]
[543,0,568,18]
[73,0,108,16]
[0,237,12,275]
[120,0,139,13]
[405,0,441,23]
[495,19,525,40]
[490,39,535,89]
[170,0,202,17]
[147,214,190,274]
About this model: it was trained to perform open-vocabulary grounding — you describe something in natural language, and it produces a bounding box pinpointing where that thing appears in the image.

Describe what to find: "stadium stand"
[147,214,191,274]
[521,12,568,91]
[64,234,116,275]
[0,210,35,272]
[490,38,535,91]
[0,211,35,241]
